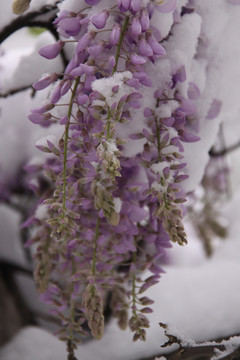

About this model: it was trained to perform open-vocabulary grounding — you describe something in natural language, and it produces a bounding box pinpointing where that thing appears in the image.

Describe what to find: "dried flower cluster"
[25,0,201,350]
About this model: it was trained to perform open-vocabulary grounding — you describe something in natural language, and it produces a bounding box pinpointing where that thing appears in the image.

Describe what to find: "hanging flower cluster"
[188,155,229,257]
[26,0,200,352]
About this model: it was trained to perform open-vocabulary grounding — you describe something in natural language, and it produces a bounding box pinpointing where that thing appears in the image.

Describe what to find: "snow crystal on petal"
[91,71,133,107]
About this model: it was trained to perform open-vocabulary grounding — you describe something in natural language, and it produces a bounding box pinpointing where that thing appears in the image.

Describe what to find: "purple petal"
[187,82,200,100]
[77,93,89,105]
[154,89,163,98]
[131,53,147,65]
[140,10,150,32]
[129,205,148,222]
[58,17,81,36]
[110,24,121,46]
[76,33,91,54]
[70,65,84,77]
[127,92,143,100]
[88,43,104,57]
[128,100,141,108]
[31,104,54,113]
[178,98,196,115]
[147,35,166,56]
[60,80,71,96]
[85,0,101,4]
[173,65,186,83]
[144,108,154,117]
[118,0,131,11]
[157,0,177,13]
[38,41,64,59]
[174,174,189,183]
[141,307,153,314]
[28,113,51,124]
[138,38,153,57]
[108,55,116,68]
[162,117,174,126]
[60,116,68,125]
[131,0,141,12]
[134,72,152,87]
[33,73,58,90]
[129,133,144,140]
[81,64,95,74]
[130,17,142,37]
[125,78,140,89]
[206,99,222,120]
[180,131,200,142]
[51,84,62,104]
[91,11,109,29]
[112,85,119,93]
[64,56,78,75]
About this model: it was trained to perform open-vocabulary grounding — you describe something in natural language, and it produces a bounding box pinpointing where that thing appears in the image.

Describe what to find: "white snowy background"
[1,0,240,359]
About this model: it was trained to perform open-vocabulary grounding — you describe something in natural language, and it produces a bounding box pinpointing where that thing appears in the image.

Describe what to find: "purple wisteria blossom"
[26,0,202,355]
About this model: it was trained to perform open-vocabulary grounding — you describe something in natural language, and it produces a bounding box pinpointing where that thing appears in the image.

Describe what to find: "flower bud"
[91,10,109,29]
[130,0,141,12]
[58,17,81,36]
[140,10,150,32]
[39,41,64,60]
[118,0,131,11]
[147,35,166,56]
[33,73,58,90]
[130,17,142,38]
[110,24,121,46]
[76,33,93,54]
[138,37,153,57]
[12,0,31,14]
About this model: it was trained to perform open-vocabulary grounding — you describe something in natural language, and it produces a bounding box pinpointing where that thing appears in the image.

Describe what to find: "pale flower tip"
[12,0,31,14]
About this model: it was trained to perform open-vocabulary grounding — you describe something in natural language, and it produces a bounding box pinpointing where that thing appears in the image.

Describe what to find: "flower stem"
[62,77,80,210]
[131,252,137,317]
[112,16,130,74]
[106,16,129,140]
[106,108,111,140]
[155,117,162,162]
[92,216,100,277]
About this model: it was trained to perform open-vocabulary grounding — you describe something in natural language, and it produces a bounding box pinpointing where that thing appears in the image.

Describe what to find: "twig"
[209,140,240,157]
[0,85,34,98]
[0,5,58,44]
[0,2,68,98]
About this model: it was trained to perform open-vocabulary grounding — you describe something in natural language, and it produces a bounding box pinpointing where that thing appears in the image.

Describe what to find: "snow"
[113,197,122,213]
[0,30,63,93]
[0,205,26,266]
[1,188,240,359]
[35,134,58,148]
[92,71,133,108]
[163,12,202,97]
[181,1,240,192]
[0,0,58,34]
[1,0,240,359]
[34,203,48,220]
[151,162,169,175]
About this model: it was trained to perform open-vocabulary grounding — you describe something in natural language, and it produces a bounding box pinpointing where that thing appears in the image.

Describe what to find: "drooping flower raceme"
[26,0,201,353]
